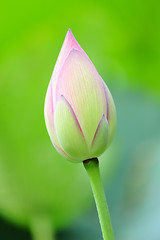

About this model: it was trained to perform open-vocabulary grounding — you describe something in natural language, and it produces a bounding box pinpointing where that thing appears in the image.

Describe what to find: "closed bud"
[44,29,116,162]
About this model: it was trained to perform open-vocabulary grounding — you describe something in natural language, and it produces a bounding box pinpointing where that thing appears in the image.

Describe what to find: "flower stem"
[83,158,114,240]
[30,214,55,240]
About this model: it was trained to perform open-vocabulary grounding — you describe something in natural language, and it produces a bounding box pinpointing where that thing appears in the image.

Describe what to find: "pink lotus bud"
[44,29,116,163]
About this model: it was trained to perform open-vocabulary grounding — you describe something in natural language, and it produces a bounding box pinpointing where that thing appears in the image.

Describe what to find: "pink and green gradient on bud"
[44,29,116,163]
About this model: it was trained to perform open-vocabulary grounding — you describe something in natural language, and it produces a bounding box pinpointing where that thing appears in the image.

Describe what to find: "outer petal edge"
[90,114,109,158]
[103,82,116,145]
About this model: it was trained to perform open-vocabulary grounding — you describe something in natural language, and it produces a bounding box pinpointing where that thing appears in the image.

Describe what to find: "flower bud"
[44,29,116,163]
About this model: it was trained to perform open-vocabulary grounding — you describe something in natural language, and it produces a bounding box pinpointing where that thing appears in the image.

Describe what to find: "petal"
[54,96,89,162]
[44,81,73,160]
[51,29,87,111]
[103,82,117,145]
[55,49,107,145]
[44,81,59,146]
[90,115,109,157]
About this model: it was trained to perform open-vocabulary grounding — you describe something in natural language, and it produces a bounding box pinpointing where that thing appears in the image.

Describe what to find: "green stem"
[83,158,114,240]
[30,214,55,240]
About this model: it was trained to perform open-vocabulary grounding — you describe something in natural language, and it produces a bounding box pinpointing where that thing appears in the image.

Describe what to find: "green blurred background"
[0,0,160,239]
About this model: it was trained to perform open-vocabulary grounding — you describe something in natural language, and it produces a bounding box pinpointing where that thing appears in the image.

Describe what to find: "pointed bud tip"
[68,28,72,33]
[66,28,74,38]
[63,29,77,46]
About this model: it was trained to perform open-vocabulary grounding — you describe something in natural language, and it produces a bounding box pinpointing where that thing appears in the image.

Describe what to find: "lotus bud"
[44,29,116,163]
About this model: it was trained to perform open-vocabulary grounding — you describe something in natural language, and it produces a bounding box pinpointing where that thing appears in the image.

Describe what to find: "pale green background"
[0,0,160,239]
